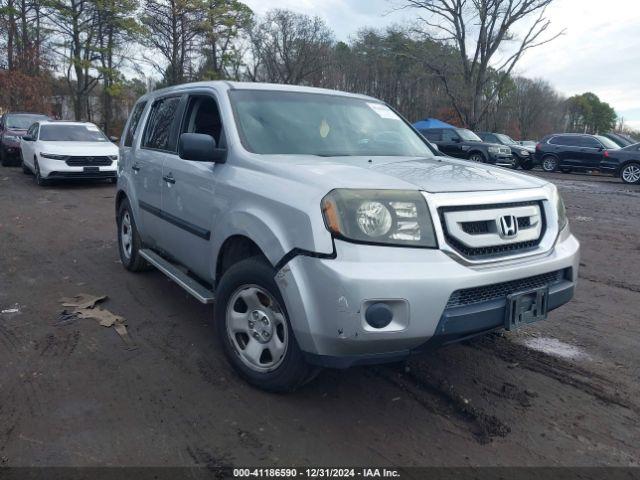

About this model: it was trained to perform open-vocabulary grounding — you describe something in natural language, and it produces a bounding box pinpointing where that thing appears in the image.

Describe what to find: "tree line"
[0,0,631,139]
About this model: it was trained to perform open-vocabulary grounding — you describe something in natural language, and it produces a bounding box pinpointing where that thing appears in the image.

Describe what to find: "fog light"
[365,303,393,329]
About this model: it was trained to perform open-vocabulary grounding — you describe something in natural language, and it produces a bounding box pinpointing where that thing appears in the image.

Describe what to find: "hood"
[36,141,118,156]
[261,155,547,193]
[4,128,27,136]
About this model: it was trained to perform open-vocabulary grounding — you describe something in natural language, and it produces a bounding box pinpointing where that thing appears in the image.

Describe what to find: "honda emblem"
[498,215,518,239]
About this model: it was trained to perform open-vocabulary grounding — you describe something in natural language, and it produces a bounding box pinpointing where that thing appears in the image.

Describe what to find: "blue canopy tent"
[412,118,455,130]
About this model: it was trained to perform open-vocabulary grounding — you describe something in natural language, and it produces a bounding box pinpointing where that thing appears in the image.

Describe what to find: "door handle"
[132,163,141,172]
[163,173,176,184]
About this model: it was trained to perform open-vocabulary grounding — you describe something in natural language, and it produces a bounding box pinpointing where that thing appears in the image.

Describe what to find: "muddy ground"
[0,166,638,468]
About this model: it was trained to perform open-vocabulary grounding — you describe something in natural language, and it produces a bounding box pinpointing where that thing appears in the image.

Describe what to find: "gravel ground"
[0,166,638,468]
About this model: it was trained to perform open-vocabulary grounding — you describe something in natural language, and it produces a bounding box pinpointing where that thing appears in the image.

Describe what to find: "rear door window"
[550,136,575,146]
[142,96,182,152]
[420,129,441,141]
[124,101,147,147]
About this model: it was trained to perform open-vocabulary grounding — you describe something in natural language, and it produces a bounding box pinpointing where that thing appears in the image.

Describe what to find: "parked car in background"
[20,121,119,186]
[418,127,514,166]
[519,140,537,148]
[602,132,636,148]
[535,133,620,173]
[0,112,50,166]
[477,132,535,170]
[601,142,640,184]
[115,81,579,391]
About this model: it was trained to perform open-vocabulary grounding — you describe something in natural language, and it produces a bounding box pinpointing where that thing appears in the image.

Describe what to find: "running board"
[139,249,215,304]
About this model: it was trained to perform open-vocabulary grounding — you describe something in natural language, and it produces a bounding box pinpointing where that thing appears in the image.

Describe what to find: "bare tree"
[248,9,334,85]
[395,0,563,128]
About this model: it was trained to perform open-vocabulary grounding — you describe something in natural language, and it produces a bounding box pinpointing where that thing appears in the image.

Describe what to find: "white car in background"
[20,121,119,186]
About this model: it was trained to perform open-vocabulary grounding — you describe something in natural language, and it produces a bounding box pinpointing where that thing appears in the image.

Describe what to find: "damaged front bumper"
[275,228,580,369]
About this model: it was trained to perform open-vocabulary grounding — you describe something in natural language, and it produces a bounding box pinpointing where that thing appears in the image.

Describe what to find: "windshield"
[39,124,109,142]
[496,133,518,145]
[6,114,48,129]
[229,90,433,157]
[456,128,482,142]
[595,135,620,150]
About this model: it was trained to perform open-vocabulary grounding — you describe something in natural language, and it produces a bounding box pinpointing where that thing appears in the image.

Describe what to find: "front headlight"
[41,153,68,160]
[547,184,568,231]
[321,189,437,247]
[488,146,500,154]
[519,149,530,156]
[108,155,118,161]
[4,135,19,142]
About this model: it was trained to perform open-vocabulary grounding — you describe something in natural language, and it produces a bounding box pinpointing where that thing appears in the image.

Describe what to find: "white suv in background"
[20,121,119,186]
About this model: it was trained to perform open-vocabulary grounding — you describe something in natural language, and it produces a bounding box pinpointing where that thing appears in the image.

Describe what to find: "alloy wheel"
[542,157,557,172]
[120,211,133,259]
[226,285,288,373]
[621,164,640,184]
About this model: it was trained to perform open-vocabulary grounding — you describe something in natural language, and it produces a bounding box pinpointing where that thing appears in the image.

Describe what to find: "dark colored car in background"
[477,132,535,170]
[535,133,620,174]
[602,132,637,148]
[0,112,50,166]
[601,142,640,184]
[418,127,514,166]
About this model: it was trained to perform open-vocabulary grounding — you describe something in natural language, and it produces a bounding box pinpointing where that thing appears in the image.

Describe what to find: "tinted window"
[456,129,482,141]
[143,96,181,151]
[124,101,147,147]
[579,136,600,148]
[182,96,222,145]
[550,136,576,146]
[442,129,460,142]
[594,135,620,149]
[39,124,109,142]
[420,129,441,141]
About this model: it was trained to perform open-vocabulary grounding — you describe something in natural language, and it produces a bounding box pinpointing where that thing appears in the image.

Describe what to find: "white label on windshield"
[367,102,399,120]
[86,125,99,131]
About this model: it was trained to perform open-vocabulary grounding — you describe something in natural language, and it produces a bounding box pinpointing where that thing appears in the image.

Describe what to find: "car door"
[160,91,225,282]
[578,136,604,169]
[134,95,184,248]
[552,135,580,167]
[440,129,464,158]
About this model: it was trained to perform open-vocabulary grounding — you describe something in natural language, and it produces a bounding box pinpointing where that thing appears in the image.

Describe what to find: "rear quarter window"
[124,101,147,147]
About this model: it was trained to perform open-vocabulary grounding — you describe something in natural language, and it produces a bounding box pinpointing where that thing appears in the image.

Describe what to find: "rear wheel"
[542,156,558,172]
[620,162,640,184]
[117,198,149,272]
[215,257,318,392]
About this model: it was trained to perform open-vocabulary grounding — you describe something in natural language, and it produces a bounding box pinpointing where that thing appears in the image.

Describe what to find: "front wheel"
[34,160,49,186]
[215,257,318,392]
[520,160,535,171]
[620,162,640,184]
[117,198,149,272]
[469,152,485,163]
[542,156,558,172]
[22,160,31,175]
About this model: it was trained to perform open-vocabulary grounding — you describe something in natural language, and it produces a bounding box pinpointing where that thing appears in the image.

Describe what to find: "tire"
[34,160,49,186]
[521,160,534,171]
[542,156,558,172]
[215,257,318,392]
[560,167,572,174]
[469,152,485,163]
[22,157,31,175]
[117,198,149,272]
[620,162,640,184]
[0,148,10,167]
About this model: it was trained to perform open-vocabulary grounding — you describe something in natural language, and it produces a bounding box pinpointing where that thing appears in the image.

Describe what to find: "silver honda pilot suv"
[116,81,580,391]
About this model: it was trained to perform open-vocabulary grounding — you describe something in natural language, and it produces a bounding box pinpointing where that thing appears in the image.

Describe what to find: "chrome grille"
[446,269,567,308]
[438,201,545,259]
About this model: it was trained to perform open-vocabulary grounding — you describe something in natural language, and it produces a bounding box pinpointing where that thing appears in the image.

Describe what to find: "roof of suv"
[140,81,378,103]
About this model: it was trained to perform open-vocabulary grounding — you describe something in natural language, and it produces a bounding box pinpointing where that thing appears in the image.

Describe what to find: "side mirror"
[178,133,226,163]
[109,136,119,143]
[22,135,34,142]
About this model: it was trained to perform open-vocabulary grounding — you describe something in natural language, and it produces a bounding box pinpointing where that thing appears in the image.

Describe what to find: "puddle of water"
[521,337,591,361]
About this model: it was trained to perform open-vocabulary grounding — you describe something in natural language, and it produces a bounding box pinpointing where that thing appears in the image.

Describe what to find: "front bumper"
[490,153,515,167]
[39,157,117,179]
[275,227,579,368]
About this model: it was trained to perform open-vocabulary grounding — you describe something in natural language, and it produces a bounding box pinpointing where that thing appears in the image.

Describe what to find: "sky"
[244,0,640,130]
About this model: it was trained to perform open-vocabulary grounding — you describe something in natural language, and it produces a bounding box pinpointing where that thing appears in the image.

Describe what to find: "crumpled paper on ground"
[59,294,135,348]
